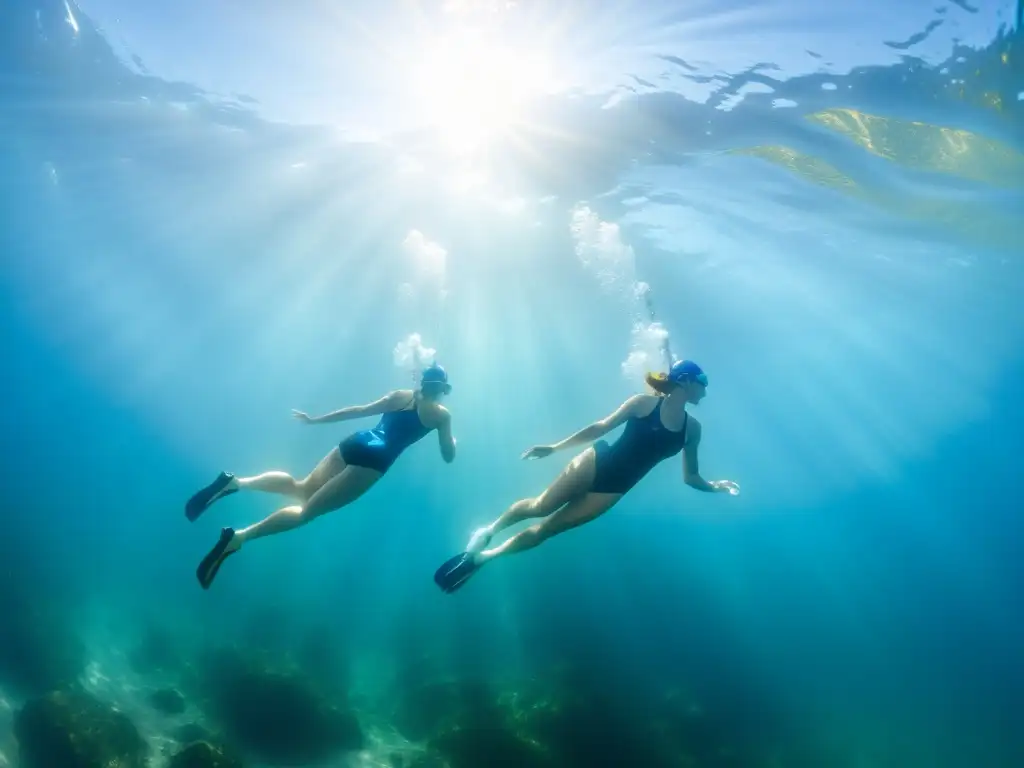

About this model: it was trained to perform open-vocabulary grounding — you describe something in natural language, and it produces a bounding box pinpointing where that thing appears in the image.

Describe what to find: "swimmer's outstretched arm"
[523,395,645,458]
[292,391,404,425]
[682,420,739,494]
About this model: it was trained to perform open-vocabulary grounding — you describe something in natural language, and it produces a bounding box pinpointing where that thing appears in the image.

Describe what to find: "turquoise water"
[1,1,1022,766]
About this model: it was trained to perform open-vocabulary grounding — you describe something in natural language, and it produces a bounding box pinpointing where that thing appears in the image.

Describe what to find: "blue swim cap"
[420,364,451,393]
[421,364,448,384]
[668,360,708,387]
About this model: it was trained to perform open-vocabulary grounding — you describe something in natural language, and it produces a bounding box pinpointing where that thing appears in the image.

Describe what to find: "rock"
[171,722,212,744]
[405,753,449,768]
[394,679,463,741]
[428,723,553,768]
[201,650,364,765]
[393,678,495,742]
[14,689,148,768]
[149,687,187,715]
[414,680,554,768]
[523,689,663,766]
[167,741,243,768]
[0,595,84,696]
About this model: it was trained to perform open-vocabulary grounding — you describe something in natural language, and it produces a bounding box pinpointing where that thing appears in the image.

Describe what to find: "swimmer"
[188,364,456,589]
[434,360,738,593]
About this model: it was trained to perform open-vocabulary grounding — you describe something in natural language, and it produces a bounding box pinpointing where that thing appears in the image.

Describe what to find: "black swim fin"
[434,552,481,594]
[185,471,238,522]
[197,528,238,590]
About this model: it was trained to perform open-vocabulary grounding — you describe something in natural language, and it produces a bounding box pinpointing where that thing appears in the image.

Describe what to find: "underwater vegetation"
[0,602,851,768]
[15,689,150,768]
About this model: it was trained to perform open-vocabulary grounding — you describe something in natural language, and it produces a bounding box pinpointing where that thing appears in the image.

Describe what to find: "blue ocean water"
[1,0,1022,766]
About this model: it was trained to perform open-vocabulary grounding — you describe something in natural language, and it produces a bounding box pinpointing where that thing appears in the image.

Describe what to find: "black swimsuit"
[590,399,688,494]
[339,397,433,473]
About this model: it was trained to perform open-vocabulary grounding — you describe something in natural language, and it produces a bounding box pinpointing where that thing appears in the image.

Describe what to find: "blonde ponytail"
[644,371,675,395]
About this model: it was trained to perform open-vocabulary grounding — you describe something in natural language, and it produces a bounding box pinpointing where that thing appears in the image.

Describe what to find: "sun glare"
[413,29,550,153]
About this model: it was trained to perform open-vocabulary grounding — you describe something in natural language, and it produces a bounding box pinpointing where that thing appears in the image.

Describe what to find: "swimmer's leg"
[436,491,621,594]
[186,449,345,521]
[195,465,380,589]
[236,465,380,544]
[465,447,597,553]
[436,449,599,594]
[237,448,346,499]
[478,493,620,563]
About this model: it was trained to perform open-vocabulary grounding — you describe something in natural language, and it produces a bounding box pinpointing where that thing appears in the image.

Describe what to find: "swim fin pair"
[187,470,483,593]
[186,472,241,589]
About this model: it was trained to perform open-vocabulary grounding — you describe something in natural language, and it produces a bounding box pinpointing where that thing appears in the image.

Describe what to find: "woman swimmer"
[433,359,738,593]
[187,364,457,589]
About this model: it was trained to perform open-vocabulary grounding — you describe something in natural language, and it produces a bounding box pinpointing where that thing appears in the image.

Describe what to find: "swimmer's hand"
[292,410,314,424]
[521,445,555,460]
[710,480,740,496]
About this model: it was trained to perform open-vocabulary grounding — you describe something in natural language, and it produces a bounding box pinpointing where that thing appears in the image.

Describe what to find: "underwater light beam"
[409,25,553,157]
